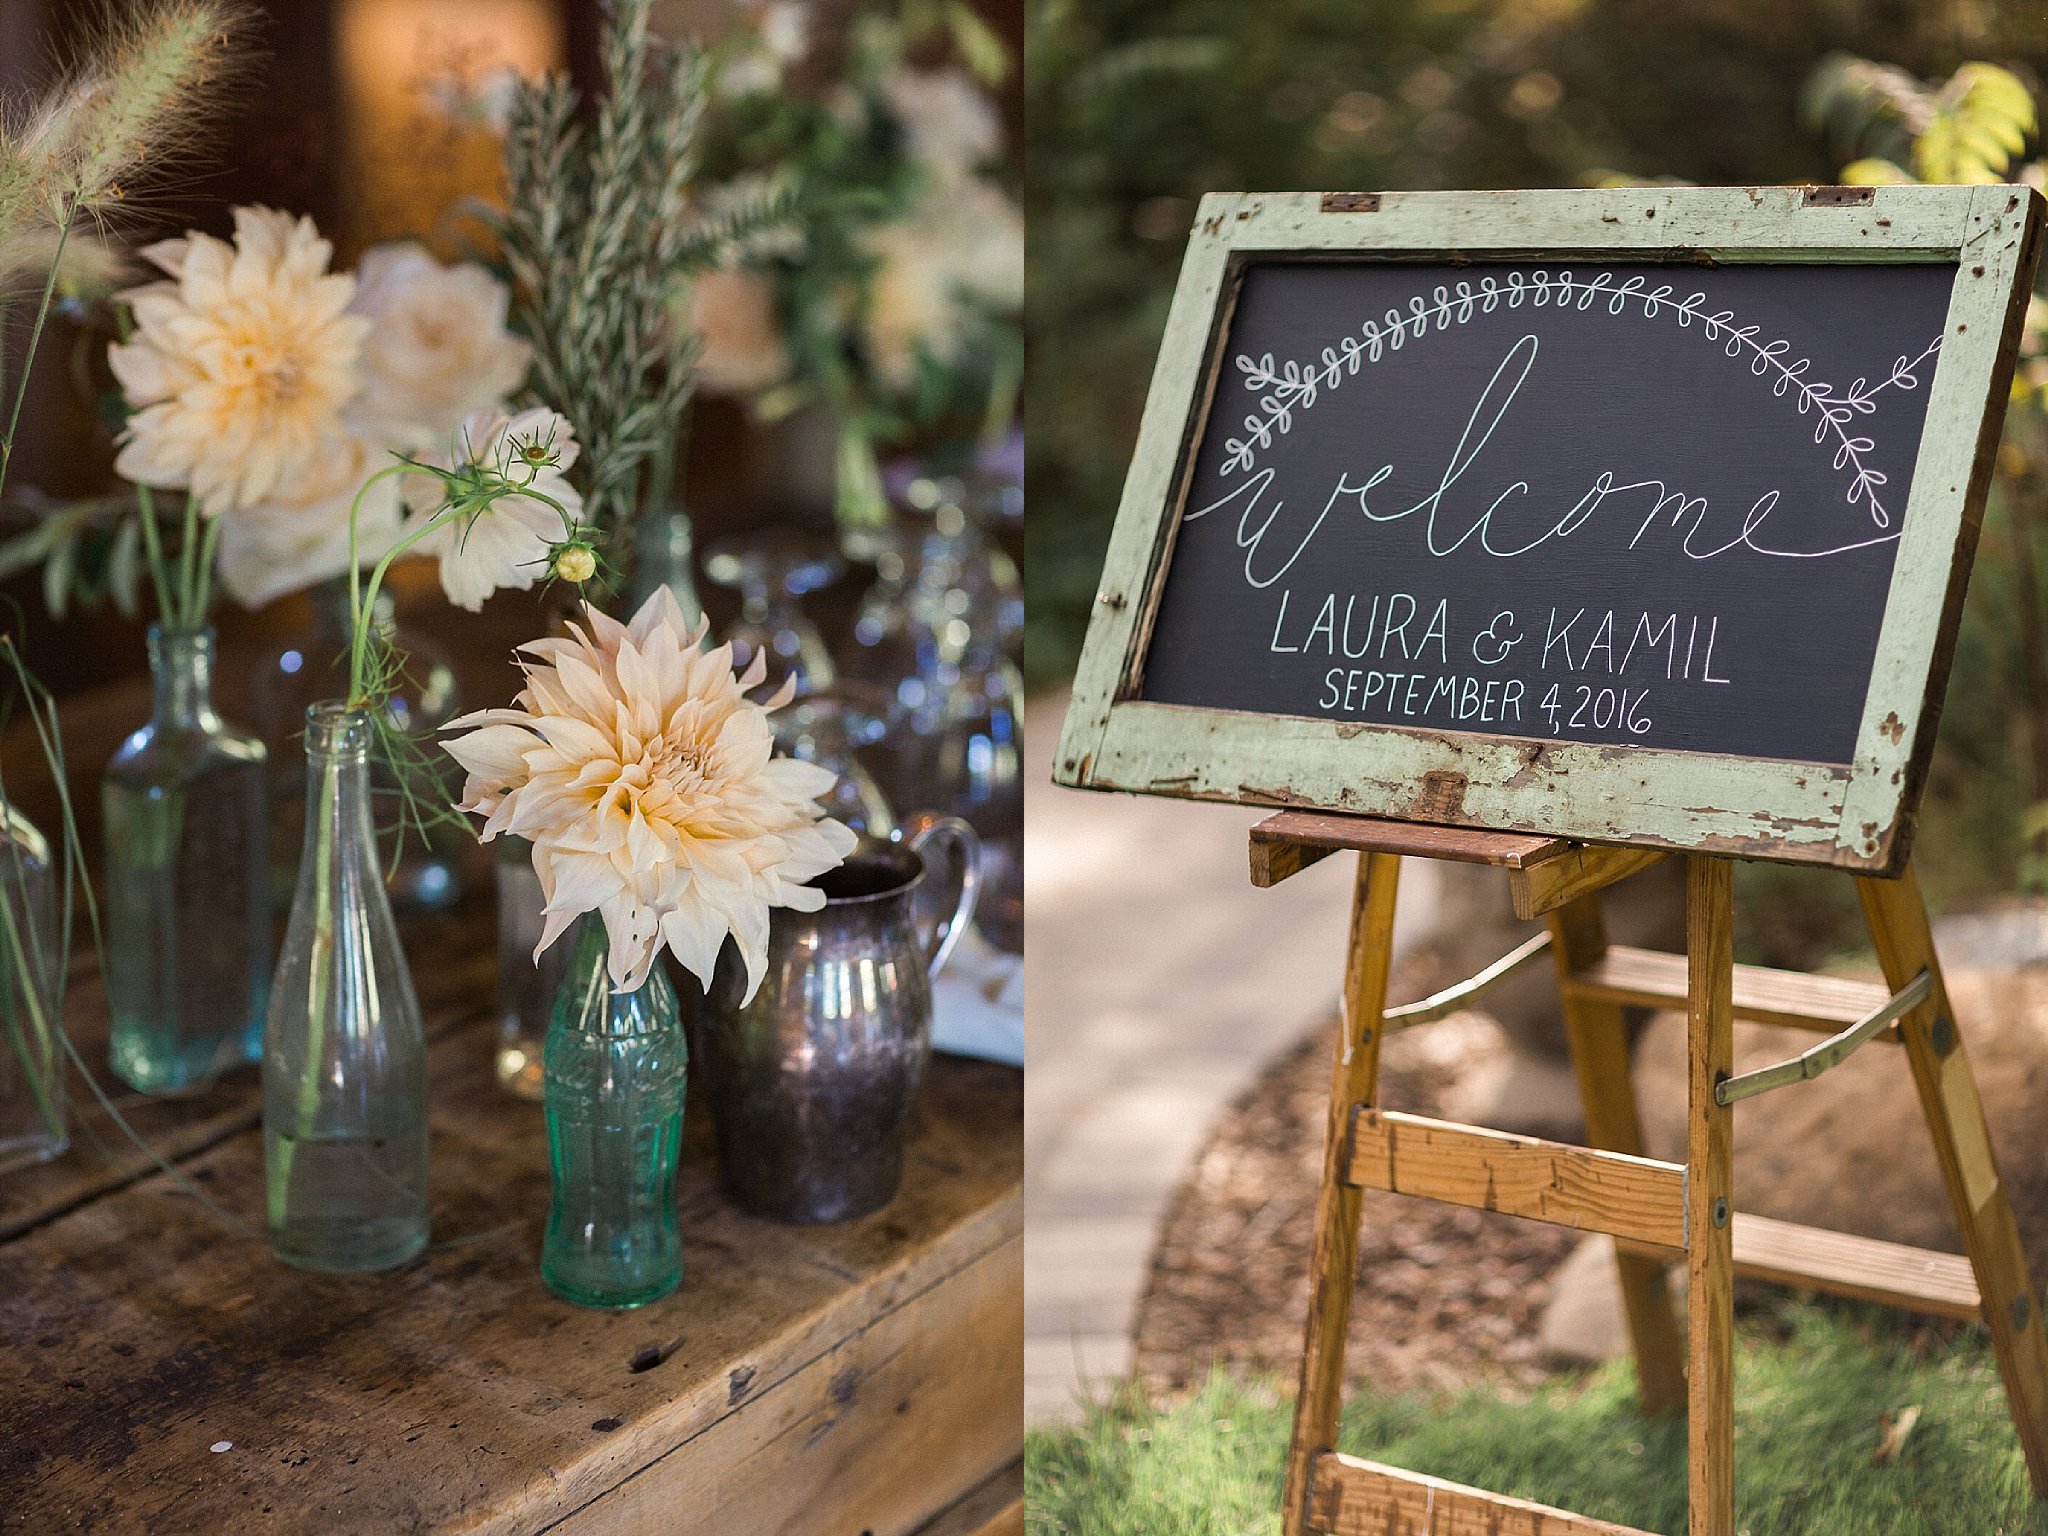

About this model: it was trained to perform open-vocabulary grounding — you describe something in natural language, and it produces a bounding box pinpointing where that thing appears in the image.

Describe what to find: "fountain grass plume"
[0,2,251,292]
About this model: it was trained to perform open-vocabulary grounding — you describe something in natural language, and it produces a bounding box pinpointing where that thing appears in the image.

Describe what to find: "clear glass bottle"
[0,803,63,1167]
[542,918,688,1309]
[252,579,464,914]
[102,626,270,1093]
[495,834,574,1101]
[264,704,430,1273]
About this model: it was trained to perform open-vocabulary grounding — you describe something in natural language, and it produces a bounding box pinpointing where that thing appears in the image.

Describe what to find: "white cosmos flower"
[441,586,858,997]
[405,407,584,611]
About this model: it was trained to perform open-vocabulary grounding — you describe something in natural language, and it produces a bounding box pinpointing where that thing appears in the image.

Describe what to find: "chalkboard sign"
[1056,187,2044,871]
[1141,259,1950,766]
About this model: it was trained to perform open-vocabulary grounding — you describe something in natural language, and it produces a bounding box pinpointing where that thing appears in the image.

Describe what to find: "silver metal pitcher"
[700,815,979,1223]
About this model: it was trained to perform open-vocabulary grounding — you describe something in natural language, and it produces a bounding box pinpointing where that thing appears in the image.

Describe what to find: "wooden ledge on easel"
[1248,810,1665,917]
[1309,1452,1659,1536]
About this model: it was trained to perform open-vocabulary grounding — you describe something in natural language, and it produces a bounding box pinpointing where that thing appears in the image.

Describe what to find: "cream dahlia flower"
[349,242,531,447]
[442,586,857,997]
[405,407,585,612]
[109,205,365,514]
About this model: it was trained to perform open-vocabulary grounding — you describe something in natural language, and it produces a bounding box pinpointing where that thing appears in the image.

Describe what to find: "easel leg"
[1857,862,2048,1494]
[1547,893,1687,1417]
[1282,851,1400,1536]
[1686,856,1735,1536]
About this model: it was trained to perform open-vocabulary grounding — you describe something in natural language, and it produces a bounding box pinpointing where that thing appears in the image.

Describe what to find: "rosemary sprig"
[492,0,768,593]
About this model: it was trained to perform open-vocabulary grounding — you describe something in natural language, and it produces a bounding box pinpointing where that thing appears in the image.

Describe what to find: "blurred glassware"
[771,683,896,835]
[624,501,704,627]
[845,470,1024,953]
[925,657,1023,953]
[251,579,465,914]
[703,529,842,693]
[495,834,573,1101]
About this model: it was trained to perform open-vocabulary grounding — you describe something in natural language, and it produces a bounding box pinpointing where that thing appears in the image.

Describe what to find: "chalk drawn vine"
[1221,269,1941,527]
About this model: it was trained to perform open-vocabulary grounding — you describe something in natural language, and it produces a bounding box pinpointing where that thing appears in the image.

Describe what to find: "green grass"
[1026,1306,2048,1535]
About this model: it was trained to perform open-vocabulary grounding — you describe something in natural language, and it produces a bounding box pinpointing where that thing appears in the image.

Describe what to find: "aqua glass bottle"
[541,919,687,1309]
[263,704,429,1273]
[0,802,63,1168]
[102,625,269,1093]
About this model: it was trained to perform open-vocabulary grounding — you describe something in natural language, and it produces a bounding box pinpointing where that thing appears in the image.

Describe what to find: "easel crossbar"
[1345,1108,1687,1249]
[1715,970,1932,1104]
[1309,1452,1662,1536]
[1384,932,1553,1029]
[1564,945,1897,1035]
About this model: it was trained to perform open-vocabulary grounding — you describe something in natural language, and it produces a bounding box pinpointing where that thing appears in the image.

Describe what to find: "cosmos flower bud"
[553,543,598,584]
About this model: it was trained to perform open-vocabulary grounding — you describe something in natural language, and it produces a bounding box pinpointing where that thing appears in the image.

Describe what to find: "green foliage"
[1806,56,2036,185]
[703,3,1022,533]
[492,0,732,587]
[1027,1306,2048,1535]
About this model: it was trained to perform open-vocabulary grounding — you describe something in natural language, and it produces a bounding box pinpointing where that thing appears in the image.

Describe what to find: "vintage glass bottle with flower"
[443,588,857,1305]
[540,918,688,1307]
[103,624,270,1092]
[264,703,429,1272]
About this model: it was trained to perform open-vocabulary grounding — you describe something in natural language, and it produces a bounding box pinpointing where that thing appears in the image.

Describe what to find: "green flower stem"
[175,490,200,625]
[341,462,577,708]
[0,211,73,502]
[268,746,339,1226]
[835,421,889,536]
[132,482,176,622]
[189,514,220,622]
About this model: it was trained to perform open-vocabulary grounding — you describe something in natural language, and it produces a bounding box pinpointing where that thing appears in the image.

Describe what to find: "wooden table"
[0,892,1023,1534]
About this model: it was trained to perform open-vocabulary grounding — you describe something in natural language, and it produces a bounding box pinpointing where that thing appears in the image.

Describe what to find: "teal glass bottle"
[102,625,269,1093]
[263,704,429,1273]
[541,919,687,1309]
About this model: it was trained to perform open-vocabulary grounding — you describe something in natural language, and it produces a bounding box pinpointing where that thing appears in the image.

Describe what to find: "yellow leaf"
[1913,62,2036,182]
[1840,157,1916,185]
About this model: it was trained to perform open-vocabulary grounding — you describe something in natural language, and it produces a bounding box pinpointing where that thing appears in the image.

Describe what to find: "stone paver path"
[1024,690,1437,1423]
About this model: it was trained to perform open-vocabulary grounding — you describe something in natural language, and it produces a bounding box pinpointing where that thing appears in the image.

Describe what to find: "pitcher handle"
[895,812,981,978]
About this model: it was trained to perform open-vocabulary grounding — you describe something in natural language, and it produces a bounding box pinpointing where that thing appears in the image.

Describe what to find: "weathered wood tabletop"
[0,659,1023,1535]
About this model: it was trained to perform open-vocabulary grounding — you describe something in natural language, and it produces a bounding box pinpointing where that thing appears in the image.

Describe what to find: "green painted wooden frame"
[1054,185,2045,872]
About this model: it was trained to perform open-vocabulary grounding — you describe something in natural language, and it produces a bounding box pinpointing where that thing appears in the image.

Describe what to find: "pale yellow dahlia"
[109,205,365,513]
[441,587,857,998]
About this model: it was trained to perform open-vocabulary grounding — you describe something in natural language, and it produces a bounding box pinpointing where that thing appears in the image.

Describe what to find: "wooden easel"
[1255,809,2048,1536]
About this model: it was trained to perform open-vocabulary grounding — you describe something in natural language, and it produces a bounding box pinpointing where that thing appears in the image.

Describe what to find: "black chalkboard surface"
[1140,259,1956,766]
